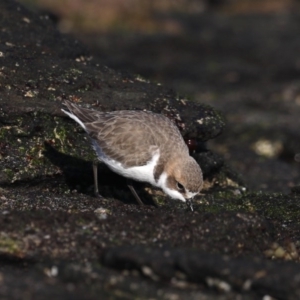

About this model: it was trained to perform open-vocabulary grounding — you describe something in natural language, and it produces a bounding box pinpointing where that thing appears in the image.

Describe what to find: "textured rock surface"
[1,1,300,299]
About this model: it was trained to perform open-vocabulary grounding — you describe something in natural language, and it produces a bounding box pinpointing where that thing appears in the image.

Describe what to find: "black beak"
[186,198,194,211]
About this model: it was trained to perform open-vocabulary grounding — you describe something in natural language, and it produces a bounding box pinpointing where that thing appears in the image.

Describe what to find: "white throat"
[157,172,198,202]
[157,172,186,202]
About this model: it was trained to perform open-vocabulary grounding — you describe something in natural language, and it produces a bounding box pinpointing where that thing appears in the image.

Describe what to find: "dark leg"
[127,179,144,205]
[93,160,102,198]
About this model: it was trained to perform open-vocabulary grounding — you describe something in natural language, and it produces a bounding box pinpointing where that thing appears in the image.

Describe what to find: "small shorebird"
[62,101,203,210]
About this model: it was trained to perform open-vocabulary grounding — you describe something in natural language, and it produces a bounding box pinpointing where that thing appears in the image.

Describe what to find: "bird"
[61,101,203,210]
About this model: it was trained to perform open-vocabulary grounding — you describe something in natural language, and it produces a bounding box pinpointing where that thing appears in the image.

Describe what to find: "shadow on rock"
[43,142,154,204]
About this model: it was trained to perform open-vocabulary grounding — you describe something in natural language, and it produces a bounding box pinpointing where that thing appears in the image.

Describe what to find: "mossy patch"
[0,235,22,256]
[0,112,95,184]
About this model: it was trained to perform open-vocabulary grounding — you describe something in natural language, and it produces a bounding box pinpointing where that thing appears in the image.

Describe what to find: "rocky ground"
[1,0,300,299]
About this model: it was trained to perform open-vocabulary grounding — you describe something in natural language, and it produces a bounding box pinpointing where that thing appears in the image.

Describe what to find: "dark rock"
[101,245,300,299]
[1,0,300,299]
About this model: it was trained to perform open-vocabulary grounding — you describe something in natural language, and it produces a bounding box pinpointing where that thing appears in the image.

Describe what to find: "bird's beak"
[186,198,194,211]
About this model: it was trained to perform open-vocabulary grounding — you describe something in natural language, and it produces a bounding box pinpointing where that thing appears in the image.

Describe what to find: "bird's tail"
[61,100,96,131]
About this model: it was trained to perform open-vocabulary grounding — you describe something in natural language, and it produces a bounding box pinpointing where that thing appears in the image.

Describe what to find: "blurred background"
[19,0,300,192]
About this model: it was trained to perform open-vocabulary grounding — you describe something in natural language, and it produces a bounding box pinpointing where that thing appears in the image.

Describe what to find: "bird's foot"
[94,191,104,199]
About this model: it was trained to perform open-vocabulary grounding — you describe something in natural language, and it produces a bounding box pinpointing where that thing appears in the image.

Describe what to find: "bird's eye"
[176,182,185,192]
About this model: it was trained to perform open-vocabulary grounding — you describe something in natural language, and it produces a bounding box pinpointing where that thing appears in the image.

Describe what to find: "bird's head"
[157,156,203,210]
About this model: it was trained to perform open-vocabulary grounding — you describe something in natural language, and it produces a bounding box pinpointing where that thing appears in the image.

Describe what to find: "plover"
[62,101,203,210]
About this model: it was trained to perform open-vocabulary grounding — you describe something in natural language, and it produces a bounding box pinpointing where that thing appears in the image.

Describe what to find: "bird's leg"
[186,198,194,211]
[93,159,102,198]
[127,179,144,206]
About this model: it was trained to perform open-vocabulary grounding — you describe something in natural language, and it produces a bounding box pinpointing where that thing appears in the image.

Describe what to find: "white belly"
[92,140,160,186]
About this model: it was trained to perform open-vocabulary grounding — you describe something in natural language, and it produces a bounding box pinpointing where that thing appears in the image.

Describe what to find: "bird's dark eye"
[176,182,185,192]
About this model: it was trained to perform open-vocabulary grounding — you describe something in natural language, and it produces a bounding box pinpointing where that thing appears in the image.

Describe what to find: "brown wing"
[87,111,184,167]
[63,101,187,167]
